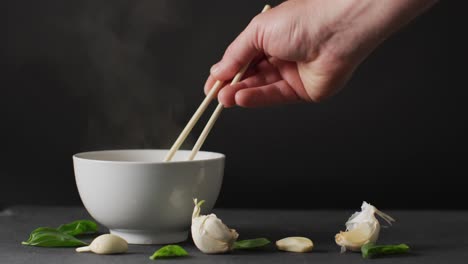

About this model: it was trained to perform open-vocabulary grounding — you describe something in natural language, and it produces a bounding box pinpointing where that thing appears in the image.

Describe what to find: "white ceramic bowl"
[73,149,224,244]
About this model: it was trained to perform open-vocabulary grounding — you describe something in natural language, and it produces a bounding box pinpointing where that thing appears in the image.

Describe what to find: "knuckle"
[248,15,265,50]
[222,46,245,70]
[250,14,264,28]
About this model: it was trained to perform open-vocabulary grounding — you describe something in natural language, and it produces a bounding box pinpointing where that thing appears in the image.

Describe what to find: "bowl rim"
[73,149,225,165]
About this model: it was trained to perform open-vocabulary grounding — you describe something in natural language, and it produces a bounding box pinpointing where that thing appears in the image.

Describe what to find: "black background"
[1,0,466,209]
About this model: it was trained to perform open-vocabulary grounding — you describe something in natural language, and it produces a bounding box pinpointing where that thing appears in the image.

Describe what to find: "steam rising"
[77,0,194,149]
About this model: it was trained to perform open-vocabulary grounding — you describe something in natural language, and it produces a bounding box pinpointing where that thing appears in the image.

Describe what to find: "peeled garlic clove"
[335,222,377,252]
[276,237,314,253]
[191,198,239,254]
[76,234,128,254]
[335,201,395,253]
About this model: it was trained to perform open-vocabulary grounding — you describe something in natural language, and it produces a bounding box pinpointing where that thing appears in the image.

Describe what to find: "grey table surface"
[1,206,467,264]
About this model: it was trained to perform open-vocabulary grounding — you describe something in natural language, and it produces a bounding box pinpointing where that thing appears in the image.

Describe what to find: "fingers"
[203,64,255,96]
[206,57,305,108]
[267,57,312,102]
[205,75,302,108]
[210,14,266,81]
[217,75,273,107]
[204,54,266,96]
[205,55,311,108]
[235,80,301,108]
[216,82,248,107]
[217,59,281,107]
[204,75,218,95]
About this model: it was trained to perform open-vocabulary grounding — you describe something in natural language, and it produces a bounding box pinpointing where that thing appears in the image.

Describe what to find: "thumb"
[210,15,265,81]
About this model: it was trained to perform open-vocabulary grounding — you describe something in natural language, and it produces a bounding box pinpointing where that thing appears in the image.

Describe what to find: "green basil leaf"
[22,227,87,247]
[57,220,98,236]
[149,245,188,260]
[234,238,270,250]
[361,242,410,259]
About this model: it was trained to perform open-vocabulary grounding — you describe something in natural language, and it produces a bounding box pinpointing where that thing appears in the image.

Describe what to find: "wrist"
[321,0,437,64]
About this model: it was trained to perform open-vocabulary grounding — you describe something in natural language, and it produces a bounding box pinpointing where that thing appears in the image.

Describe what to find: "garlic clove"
[276,237,314,253]
[202,215,238,242]
[336,202,395,253]
[191,198,238,254]
[76,234,128,255]
[335,222,377,252]
[192,227,230,253]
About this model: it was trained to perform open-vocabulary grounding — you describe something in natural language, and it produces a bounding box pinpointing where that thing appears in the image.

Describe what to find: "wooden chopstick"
[186,63,252,161]
[163,80,224,162]
[164,4,271,162]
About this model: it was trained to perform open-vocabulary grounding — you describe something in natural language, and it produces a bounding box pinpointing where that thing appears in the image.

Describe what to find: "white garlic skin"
[345,201,393,231]
[191,199,239,254]
[335,202,395,252]
[76,234,128,254]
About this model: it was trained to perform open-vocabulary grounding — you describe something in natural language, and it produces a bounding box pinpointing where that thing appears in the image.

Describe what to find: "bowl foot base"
[110,229,188,245]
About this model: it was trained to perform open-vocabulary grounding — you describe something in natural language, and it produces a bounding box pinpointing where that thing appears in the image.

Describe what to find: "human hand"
[204,0,436,107]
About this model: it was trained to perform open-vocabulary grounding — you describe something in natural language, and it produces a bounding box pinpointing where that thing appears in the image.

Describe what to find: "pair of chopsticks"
[164,4,271,162]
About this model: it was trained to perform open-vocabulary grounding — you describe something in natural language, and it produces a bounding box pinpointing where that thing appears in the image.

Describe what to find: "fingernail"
[210,63,219,74]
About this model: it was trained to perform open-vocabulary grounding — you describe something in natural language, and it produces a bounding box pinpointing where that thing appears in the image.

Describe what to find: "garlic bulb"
[76,234,128,254]
[191,198,239,254]
[335,201,395,253]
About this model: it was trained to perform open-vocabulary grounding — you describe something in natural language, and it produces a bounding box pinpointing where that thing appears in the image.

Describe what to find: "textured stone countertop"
[1,206,467,263]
